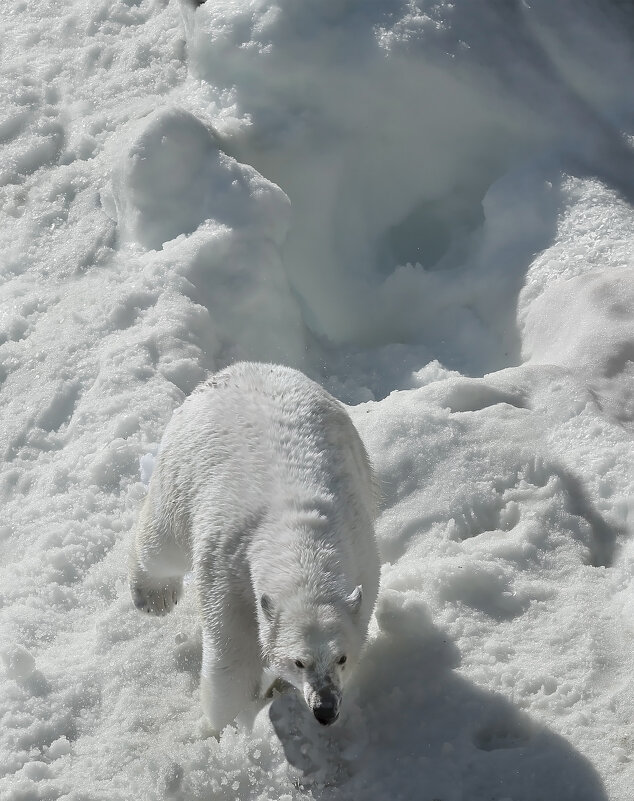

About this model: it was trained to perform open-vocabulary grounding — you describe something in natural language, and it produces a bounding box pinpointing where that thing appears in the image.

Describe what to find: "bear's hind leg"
[129,496,188,616]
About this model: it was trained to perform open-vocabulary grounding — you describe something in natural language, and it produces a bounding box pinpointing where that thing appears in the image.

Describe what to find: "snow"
[1,0,633,799]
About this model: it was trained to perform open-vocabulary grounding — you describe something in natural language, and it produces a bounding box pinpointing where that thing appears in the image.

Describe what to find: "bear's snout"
[312,690,340,726]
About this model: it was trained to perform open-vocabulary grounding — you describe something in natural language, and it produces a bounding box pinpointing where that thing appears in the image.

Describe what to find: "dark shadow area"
[550,465,622,569]
[378,181,486,275]
[309,163,567,391]
[267,596,608,800]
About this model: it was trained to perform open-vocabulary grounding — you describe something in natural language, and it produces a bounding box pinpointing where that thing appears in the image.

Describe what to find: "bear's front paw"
[131,577,183,616]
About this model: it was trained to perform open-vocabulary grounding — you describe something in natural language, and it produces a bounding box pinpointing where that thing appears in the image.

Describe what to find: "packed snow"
[1,0,634,799]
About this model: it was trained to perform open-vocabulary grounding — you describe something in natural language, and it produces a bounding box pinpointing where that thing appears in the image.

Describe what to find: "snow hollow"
[1,1,634,799]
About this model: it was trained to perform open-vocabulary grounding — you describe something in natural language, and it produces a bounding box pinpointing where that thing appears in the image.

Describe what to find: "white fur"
[129,362,380,733]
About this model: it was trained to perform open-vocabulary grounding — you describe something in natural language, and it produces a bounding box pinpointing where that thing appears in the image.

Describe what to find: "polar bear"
[129,362,380,733]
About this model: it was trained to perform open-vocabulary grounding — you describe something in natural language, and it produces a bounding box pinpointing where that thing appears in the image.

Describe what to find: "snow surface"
[1,0,634,799]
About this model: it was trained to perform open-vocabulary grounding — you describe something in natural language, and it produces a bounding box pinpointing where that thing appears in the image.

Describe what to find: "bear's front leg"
[200,626,263,734]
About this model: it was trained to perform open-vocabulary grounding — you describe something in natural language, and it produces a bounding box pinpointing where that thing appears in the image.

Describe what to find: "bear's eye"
[338,655,347,665]
[294,659,305,669]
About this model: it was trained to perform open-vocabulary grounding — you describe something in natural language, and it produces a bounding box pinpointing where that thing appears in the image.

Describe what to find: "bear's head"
[259,586,365,726]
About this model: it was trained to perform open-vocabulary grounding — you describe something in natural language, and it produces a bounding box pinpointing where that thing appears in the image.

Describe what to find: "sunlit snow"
[1,1,634,799]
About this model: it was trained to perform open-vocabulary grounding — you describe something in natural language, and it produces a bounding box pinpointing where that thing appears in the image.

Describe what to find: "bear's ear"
[345,585,363,616]
[260,594,275,621]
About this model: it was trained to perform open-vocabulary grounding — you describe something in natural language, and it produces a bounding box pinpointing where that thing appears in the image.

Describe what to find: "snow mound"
[183,0,634,362]
[105,106,307,367]
[111,107,290,251]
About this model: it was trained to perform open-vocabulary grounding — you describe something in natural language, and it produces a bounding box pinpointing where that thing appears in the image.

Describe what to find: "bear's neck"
[251,509,351,601]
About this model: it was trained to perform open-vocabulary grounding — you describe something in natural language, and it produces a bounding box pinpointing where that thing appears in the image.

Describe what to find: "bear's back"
[182,362,353,460]
[156,362,375,546]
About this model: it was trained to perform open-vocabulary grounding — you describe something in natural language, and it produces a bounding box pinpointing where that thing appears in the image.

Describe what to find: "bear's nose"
[313,691,339,725]
[314,706,338,725]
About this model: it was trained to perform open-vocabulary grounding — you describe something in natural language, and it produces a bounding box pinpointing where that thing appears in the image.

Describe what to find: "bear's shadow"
[265,594,608,801]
